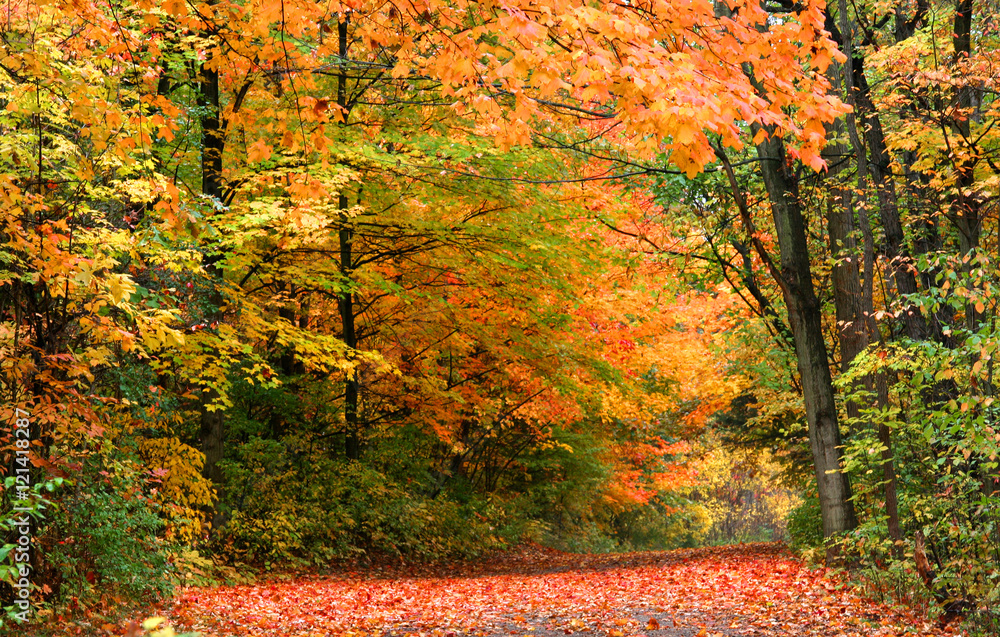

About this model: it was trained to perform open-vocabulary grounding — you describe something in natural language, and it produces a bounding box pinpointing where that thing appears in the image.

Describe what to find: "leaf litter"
[164,543,959,637]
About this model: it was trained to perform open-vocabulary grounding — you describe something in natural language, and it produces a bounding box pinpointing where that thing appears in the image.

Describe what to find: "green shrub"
[607,497,710,551]
[0,477,64,630]
[215,441,503,565]
[786,491,823,551]
[42,452,174,611]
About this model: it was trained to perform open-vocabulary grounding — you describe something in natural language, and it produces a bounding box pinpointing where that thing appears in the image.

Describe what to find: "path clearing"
[167,544,958,637]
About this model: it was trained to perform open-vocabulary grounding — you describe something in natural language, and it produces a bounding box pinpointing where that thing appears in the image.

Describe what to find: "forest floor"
[159,543,961,637]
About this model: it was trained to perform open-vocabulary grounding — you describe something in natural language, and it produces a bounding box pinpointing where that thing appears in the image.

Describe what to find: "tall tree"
[753,130,858,541]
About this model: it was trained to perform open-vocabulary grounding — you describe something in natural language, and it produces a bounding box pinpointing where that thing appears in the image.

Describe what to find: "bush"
[607,496,712,550]
[214,440,504,565]
[0,477,64,629]
[786,491,823,552]
[40,450,174,612]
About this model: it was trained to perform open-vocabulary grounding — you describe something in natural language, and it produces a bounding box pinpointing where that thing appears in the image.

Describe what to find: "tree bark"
[826,5,925,342]
[340,189,360,460]
[754,130,858,547]
[950,0,981,266]
[823,117,868,378]
[336,17,361,460]
[197,43,227,518]
[829,4,905,550]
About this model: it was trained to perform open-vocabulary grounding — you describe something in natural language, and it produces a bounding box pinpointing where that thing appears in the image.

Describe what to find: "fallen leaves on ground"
[162,543,957,637]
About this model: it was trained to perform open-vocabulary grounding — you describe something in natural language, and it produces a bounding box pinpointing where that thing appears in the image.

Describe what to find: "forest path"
[167,543,954,637]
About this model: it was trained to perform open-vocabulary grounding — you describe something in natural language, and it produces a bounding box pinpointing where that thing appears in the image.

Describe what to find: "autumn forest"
[1,0,999,634]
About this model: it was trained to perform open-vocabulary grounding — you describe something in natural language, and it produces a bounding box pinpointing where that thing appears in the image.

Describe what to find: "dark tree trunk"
[197,48,227,518]
[340,190,360,461]
[830,4,905,550]
[754,130,858,548]
[335,18,361,460]
[826,4,926,342]
[951,0,980,260]
[823,121,868,378]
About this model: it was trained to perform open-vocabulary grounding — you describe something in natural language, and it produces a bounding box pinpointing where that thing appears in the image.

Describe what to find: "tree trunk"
[826,4,926,342]
[197,45,227,524]
[830,3,905,550]
[950,0,982,329]
[823,118,868,378]
[336,17,361,460]
[340,189,360,460]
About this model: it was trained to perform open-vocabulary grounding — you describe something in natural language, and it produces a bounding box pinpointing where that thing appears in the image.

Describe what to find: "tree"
[123,0,851,519]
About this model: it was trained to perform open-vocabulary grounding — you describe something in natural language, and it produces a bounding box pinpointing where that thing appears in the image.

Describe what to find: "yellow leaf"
[142,617,167,630]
